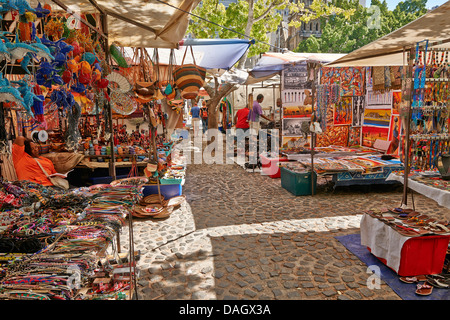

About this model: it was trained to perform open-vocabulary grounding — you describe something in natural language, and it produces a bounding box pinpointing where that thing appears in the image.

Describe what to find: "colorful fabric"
[12,144,56,186]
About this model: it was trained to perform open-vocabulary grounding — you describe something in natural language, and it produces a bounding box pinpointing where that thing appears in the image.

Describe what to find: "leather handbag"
[173,46,206,100]
[135,81,156,98]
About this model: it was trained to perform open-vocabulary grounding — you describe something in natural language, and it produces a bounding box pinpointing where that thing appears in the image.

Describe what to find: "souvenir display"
[0,0,192,300]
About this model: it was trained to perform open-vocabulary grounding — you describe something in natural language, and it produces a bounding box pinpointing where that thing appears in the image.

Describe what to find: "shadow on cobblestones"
[209,230,401,300]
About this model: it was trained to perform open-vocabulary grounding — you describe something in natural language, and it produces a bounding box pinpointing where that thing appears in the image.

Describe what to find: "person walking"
[190,103,201,138]
[200,100,208,134]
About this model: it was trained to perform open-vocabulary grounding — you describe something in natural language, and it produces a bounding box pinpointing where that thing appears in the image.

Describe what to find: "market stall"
[249,52,406,192]
[0,0,203,300]
[325,1,450,291]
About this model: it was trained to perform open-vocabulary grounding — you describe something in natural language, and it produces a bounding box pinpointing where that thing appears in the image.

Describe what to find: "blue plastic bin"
[90,174,128,185]
[142,183,182,199]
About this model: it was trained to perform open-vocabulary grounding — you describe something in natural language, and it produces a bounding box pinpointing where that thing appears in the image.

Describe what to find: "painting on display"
[282,118,310,137]
[316,126,349,147]
[388,114,401,154]
[321,67,365,96]
[282,94,313,118]
[352,96,365,127]
[281,135,310,152]
[348,126,361,147]
[333,96,352,126]
[340,67,365,96]
[282,89,308,106]
[363,108,391,128]
[365,67,373,89]
[392,91,401,115]
[361,126,389,148]
[366,89,392,107]
[321,67,341,86]
[282,64,311,90]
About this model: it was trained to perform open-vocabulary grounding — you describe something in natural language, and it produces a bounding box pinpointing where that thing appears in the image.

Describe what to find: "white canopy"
[328,1,450,67]
[31,0,200,48]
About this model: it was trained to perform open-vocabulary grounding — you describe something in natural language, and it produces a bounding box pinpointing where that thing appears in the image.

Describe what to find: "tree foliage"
[295,0,428,53]
[187,0,353,58]
[186,0,354,129]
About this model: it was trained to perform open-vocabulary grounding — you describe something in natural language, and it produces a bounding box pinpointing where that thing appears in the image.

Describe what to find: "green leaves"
[294,0,428,54]
[187,0,353,58]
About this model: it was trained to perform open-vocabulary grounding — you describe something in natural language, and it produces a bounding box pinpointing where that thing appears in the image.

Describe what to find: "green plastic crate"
[280,167,317,196]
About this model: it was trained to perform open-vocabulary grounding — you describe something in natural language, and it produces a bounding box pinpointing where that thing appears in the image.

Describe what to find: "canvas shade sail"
[122,38,253,70]
[31,0,200,48]
[249,51,346,78]
[327,1,450,67]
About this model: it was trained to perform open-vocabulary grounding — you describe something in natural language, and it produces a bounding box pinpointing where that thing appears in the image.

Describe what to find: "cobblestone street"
[121,159,450,300]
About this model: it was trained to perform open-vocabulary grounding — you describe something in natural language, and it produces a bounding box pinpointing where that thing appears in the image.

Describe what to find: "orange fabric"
[12,144,57,186]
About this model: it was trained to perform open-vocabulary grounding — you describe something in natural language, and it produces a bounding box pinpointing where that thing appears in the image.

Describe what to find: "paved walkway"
[120,152,449,300]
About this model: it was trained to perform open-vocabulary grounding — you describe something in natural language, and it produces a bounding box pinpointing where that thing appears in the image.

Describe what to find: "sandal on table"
[425,275,450,289]
[415,282,433,296]
[399,275,427,284]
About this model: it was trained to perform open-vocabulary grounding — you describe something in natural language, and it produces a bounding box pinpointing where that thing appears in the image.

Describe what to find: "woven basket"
[151,206,174,219]
[133,204,165,217]
[111,176,148,187]
[139,194,165,206]
[172,46,206,100]
[166,195,186,208]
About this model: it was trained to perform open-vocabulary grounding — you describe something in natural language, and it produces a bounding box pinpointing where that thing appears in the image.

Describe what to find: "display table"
[360,213,450,276]
[281,155,403,187]
[386,173,450,209]
[333,163,403,186]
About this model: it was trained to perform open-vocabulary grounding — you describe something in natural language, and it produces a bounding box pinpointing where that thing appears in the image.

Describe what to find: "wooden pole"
[279,75,282,151]
[401,46,416,207]
[310,64,317,196]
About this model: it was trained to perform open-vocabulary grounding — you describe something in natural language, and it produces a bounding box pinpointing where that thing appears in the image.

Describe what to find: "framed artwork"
[366,89,392,106]
[333,97,352,126]
[282,89,310,107]
[361,126,389,148]
[282,64,311,90]
[363,108,391,128]
[352,96,365,127]
[282,118,310,137]
[281,135,310,151]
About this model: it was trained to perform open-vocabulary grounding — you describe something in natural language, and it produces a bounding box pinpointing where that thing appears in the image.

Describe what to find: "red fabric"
[235,108,250,129]
[368,235,450,276]
[260,154,289,178]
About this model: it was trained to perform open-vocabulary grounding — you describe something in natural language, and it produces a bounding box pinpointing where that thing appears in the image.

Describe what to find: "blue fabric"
[335,233,450,300]
[191,106,200,119]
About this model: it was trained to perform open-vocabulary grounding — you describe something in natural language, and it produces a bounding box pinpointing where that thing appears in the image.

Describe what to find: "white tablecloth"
[386,173,450,209]
[360,213,411,273]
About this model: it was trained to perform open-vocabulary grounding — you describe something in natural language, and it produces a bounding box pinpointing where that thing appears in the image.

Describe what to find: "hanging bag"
[173,46,206,100]
[164,49,176,99]
[34,158,69,190]
[134,48,156,101]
